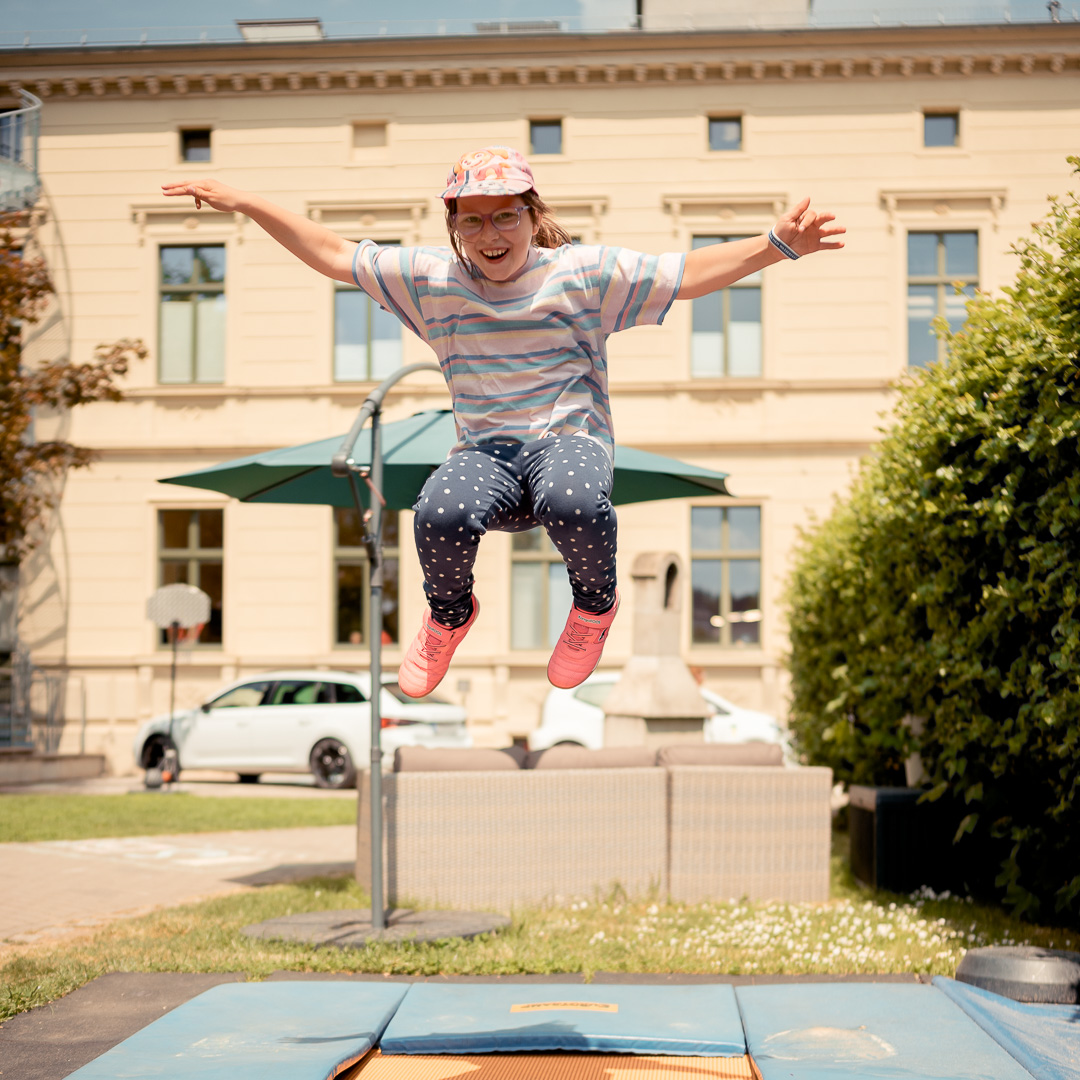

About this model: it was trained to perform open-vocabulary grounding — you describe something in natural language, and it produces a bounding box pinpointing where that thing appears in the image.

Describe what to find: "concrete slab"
[243,908,512,947]
[0,753,106,787]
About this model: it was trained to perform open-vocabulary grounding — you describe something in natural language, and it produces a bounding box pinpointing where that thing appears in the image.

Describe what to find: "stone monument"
[602,551,710,747]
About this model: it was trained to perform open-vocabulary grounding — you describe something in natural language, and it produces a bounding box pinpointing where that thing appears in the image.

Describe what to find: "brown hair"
[444,189,574,273]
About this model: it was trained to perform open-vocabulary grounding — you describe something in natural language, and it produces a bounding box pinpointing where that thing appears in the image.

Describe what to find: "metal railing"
[0,648,63,752]
[0,89,42,214]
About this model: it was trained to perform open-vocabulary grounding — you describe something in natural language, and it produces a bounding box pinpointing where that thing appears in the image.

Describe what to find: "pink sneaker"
[398,598,480,698]
[547,591,620,689]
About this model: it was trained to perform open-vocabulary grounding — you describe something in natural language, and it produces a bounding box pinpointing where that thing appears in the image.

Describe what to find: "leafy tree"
[786,159,1080,919]
[1,215,147,567]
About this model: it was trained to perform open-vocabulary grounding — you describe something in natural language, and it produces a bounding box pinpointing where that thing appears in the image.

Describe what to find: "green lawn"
[0,793,356,842]
[1,830,1076,1024]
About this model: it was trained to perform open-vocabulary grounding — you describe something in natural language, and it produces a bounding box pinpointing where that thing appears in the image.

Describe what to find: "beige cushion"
[657,742,784,767]
[525,746,658,770]
[393,745,525,772]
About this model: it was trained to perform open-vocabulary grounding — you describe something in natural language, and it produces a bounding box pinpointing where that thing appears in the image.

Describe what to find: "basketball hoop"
[145,584,212,788]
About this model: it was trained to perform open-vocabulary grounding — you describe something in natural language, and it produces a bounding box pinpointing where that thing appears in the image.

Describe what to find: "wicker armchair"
[666,765,833,903]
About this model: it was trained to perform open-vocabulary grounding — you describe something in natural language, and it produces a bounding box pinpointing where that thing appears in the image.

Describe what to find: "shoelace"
[417,621,452,662]
[562,622,596,653]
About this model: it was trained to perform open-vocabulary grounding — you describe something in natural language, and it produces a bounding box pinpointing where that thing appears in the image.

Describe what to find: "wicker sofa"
[357,744,832,911]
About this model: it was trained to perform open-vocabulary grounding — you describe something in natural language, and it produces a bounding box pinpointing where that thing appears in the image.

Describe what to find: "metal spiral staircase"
[1,88,42,214]
[1,89,58,754]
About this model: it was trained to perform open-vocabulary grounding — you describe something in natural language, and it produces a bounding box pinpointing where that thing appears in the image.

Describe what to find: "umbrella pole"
[327,361,440,936]
[368,405,386,933]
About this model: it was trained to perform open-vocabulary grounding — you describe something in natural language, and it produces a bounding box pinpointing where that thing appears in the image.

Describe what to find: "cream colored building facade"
[3,20,1078,774]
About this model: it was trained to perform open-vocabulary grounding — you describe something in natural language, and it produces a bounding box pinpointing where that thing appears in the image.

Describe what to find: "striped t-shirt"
[350,241,685,456]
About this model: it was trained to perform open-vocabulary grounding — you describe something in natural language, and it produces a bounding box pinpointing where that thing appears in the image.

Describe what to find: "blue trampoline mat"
[379,983,746,1056]
[67,981,411,1080]
[934,976,1080,1080]
[735,982,1036,1080]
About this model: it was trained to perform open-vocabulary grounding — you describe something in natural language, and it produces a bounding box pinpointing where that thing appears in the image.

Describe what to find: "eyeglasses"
[452,206,529,237]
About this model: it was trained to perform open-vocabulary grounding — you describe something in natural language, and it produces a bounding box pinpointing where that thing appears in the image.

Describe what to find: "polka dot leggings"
[412,436,617,629]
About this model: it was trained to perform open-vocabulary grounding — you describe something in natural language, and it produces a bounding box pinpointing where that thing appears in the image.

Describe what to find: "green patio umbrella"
[158,363,732,939]
[160,407,730,507]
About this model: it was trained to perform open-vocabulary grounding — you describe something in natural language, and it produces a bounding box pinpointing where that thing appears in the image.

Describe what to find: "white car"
[132,669,471,788]
[529,671,791,756]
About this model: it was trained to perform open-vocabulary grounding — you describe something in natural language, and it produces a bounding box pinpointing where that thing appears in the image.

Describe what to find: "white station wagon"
[132,669,471,788]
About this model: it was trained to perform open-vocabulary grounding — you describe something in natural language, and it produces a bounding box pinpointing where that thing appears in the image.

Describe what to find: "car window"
[265,680,324,706]
[573,682,613,709]
[208,681,271,709]
[382,681,451,707]
[330,682,366,704]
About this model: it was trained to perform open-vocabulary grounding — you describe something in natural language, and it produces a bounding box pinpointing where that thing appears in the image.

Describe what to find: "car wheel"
[237,773,261,784]
[309,739,356,789]
[554,740,586,748]
[142,735,179,771]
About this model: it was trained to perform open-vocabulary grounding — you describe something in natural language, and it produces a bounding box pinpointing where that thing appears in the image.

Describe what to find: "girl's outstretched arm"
[676,196,845,299]
[161,179,359,284]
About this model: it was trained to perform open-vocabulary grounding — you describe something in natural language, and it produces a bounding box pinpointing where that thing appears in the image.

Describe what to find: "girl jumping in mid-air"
[164,146,843,697]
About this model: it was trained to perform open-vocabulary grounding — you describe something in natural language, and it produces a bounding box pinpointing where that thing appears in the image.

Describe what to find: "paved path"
[0,772,356,798]
[0,825,357,946]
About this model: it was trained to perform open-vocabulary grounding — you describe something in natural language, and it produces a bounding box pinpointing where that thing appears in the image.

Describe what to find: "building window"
[159,245,226,384]
[708,116,742,152]
[907,231,978,368]
[690,236,762,377]
[351,121,387,150]
[158,509,223,645]
[180,128,212,162]
[690,506,761,648]
[923,112,959,148]
[511,528,572,650]
[530,119,563,155]
[334,242,402,381]
[335,507,399,645]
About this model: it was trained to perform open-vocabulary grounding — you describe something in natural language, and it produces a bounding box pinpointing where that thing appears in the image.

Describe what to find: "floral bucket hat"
[441,146,536,202]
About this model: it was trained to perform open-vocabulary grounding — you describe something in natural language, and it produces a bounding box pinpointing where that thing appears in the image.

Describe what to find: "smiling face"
[452,194,539,281]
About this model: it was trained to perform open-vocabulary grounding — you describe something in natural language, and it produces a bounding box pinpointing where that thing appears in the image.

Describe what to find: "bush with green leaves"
[786,159,1080,920]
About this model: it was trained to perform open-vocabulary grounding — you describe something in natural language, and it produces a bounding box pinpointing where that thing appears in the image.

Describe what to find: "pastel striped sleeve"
[350,240,430,342]
[597,246,686,335]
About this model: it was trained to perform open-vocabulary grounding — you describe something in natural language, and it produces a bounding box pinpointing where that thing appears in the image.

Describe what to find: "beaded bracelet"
[768,228,799,260]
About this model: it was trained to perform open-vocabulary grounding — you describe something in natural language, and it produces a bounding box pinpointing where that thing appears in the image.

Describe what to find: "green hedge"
[786,159,1080,919]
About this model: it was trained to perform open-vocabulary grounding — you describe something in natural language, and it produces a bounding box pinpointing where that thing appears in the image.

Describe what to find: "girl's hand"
[771,196,846,257]
[161,179,246,213]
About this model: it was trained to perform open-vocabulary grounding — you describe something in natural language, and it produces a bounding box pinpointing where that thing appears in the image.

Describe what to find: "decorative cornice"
[6,48,1079,102]
[664,195,788,235]
[879,188,1007,231]
[115,376,894,404]
[130,201,248,244]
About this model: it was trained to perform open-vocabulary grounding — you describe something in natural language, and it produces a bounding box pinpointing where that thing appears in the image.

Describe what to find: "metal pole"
[167,620,179,788]
[168,620,178,743]
[330,362,439,936]
[331,362,441,479]
[368,406,386,933]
